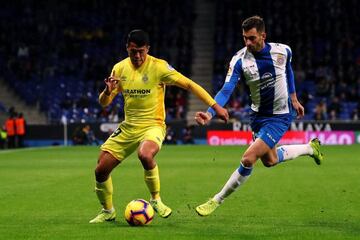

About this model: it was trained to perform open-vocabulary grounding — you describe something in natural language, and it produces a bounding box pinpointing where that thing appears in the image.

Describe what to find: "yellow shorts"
[100,122,166,161]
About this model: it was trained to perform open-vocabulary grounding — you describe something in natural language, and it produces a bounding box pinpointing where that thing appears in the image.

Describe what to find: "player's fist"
[195,112,212,125]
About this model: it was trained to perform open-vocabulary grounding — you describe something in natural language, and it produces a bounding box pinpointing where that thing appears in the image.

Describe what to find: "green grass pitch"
[0,145,359,240]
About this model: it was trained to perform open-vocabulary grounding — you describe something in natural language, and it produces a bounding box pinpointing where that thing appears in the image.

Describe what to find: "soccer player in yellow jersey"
[89,29,229,223]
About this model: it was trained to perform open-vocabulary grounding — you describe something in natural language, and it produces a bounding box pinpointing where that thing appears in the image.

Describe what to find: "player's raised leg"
[276,138,324,165]
[89,151,119,223]
[138,140,172,218]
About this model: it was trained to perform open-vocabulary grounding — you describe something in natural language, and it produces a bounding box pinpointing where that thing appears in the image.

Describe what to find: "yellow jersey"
[99,55,216,126]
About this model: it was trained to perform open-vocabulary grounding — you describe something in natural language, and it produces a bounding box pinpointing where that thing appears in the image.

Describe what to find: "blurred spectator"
[228,97,243,120]
[164,125,177,145]
[182,125,194,144]
[315,76,331,97]
[327,97,341,120]
[355,99,360,120]
[165,90,176,119]
[84,125,100,145]
[5,114,16,148]
[73,124,99,145]
[165,108,174,121]
[175,91,186,119]
[72,125,88,145]
[15,112,26,148]
[313,100,327,120]
[351,109,359,120]
[17,43,29,58]
[98,107,110,120]
[108,107,119,123]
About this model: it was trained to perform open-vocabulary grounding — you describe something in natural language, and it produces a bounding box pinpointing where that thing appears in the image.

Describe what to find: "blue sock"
[237,163,253,176]
[277,147,285,163]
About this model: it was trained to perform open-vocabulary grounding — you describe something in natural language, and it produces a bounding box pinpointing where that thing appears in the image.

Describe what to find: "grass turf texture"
[0,145,359,240]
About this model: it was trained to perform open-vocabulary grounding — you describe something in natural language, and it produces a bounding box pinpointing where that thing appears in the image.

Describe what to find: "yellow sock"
[95,176,113,210]
[144,165,160,200]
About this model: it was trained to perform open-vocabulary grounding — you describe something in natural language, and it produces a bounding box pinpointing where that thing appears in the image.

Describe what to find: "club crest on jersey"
[276,54,285,65]
[142,74,149,83]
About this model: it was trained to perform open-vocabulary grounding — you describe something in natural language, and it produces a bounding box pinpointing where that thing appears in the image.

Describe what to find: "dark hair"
[242,15,265,32]
[127,29,149,46]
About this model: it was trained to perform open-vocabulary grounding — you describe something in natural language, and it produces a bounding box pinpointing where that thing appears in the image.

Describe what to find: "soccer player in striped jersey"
[195,16,323,216]
[89,29,229,223]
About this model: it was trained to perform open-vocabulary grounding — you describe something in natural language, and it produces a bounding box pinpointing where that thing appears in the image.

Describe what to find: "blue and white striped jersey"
[208,42,296,116]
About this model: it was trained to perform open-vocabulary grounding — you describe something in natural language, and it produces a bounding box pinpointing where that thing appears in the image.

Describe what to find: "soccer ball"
[124,199,154,226]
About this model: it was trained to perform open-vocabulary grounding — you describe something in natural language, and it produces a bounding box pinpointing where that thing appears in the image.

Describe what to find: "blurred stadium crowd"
[0,0,359,124]
[0,0,193,123]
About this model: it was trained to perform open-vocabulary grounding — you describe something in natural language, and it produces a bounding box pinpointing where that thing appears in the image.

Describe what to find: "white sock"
[103,207,115,213]
[277,144,313,162]
[213,166,251,203]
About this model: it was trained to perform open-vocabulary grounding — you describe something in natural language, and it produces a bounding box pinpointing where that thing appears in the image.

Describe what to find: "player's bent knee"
[94,167,110,182]
[262,161,276,168]
[138,152,148,161]
[138,151,154,163]
[241,157,255,168]
[138,152,156,170]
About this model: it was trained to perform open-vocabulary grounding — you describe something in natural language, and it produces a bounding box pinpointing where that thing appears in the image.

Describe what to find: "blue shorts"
[250,112,294,149]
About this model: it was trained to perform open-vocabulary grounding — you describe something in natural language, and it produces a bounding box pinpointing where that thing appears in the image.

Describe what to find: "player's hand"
[292,99,304,119]
[195,112,212,125]
[212,103,229,123]
[104,70,120,94]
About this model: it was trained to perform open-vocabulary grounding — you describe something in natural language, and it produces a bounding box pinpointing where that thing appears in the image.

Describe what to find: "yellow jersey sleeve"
[174,77,216,107]
[157,60,183,85]
[157,60,216,107]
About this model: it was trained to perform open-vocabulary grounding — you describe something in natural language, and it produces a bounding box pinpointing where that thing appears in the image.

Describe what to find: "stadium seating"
[0,0,194,123]
[0,0,359,122]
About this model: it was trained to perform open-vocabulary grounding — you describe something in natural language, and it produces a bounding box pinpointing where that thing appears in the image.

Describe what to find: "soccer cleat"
[195,198,220,216]
[309,138,324,165]
[89,209,116,223]
[149,199,172,218]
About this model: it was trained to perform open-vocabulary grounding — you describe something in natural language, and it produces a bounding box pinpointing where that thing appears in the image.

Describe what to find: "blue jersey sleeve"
[208,59,242,117]
[286,48,295,94]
